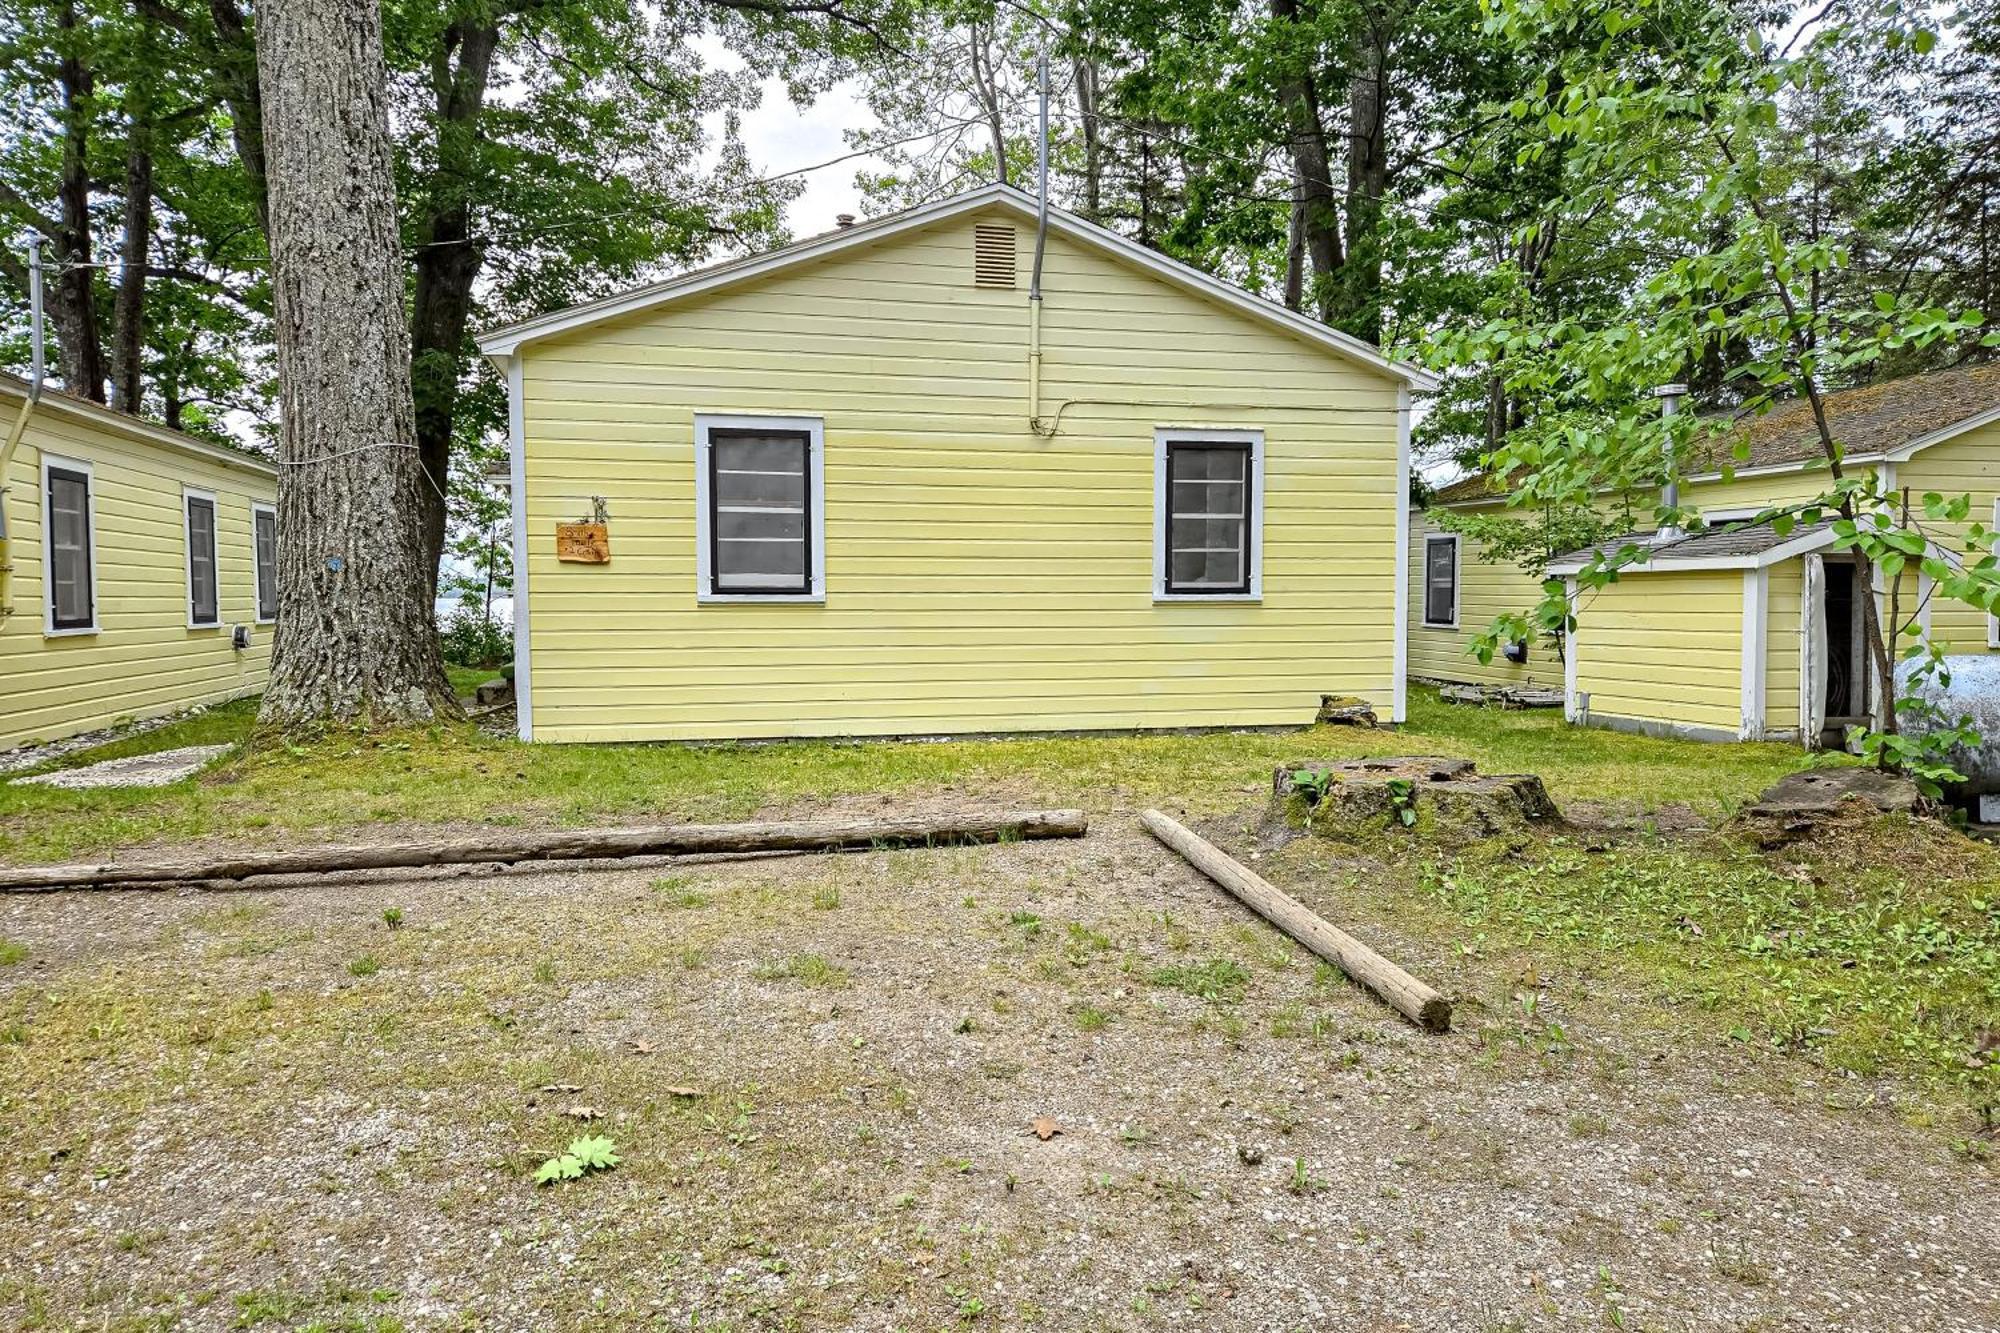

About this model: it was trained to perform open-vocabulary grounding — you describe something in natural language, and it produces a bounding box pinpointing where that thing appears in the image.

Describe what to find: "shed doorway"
[1808,555,1873,748]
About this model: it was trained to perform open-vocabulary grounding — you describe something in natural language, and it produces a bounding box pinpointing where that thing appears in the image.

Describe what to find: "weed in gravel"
[1286,1158,1326,1195]
[1155,911,1191,952]
[754,954,848,987]
[531,958,557,983]
[813,886,841,910]
[1268,1002,1307,1038]
[1074,1005,1112,1032]
[1064,922,1113,964]
[381,908,403,931]
[652,877,708,908]
[1568,1110,1610,1137]
[347,954,380,978]
[678,946,708,970]
[1149,958,1250,1003]
[1007,910,1043,939]
[0,938,25,966]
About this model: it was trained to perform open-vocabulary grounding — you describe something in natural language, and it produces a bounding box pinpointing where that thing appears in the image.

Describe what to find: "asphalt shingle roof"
[1549,518,1834,571]
[1432,361,2000,506]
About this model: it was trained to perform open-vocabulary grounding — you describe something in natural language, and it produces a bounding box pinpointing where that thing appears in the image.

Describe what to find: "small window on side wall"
[694,414,826,602]
[1423,533,1459,628]
[1155,429,1262,601]
[44,457,95,634]
[253,502,278,623]
[185,490,220,628]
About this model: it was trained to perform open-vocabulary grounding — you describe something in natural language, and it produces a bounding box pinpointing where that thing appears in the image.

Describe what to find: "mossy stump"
[1273,756,1561,844]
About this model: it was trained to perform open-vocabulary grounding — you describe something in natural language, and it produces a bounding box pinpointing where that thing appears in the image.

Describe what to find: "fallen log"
[0,809,1089,893]
[1140,809,1451,1033]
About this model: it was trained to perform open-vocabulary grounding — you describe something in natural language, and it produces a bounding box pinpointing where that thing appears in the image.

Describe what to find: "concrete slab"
[13,744,232,790]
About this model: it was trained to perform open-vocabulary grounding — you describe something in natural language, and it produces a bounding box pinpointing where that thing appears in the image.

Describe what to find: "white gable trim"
[476,184,1437,391]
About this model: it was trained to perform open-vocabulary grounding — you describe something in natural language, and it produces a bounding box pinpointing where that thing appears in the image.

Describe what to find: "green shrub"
[438,612,512,669]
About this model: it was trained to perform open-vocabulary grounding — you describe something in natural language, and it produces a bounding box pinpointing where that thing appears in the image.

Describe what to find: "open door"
[1811,555,1873,749]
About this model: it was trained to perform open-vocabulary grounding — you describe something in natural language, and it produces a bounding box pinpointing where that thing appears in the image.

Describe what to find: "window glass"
[710,430,810,593]
[47,466,93,630]
[187,495,219,626]
[1425,537,1457,625]
[254,508,278,621]
[1165,444,1250,593]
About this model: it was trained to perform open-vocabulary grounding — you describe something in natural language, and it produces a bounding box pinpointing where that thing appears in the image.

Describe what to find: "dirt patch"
[0,817,1993,1330]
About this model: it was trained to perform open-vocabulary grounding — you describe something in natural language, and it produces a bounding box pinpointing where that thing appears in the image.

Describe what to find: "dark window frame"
[705,426,814,598]
[1161,439,1254,597]
[253,503,278,623]
[1423,533,1459,628]
[44,462,95,633]
[185,491,220,628]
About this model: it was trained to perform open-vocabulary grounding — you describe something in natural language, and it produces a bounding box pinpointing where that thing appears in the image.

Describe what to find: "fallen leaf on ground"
[663,1086,702,1099]
[564,1105,602,1120]
[628,1039,656,1055]
[540,1083,583,1094]
[1029,1116,1062,1141]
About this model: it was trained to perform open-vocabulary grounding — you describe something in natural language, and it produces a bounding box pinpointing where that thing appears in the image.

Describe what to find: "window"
[1423,534,1459,628]
[43,457,95,634]
[252,502,278,623]
[185,490,220,627]
[694,414,825,602]
[1155,429,1262,600]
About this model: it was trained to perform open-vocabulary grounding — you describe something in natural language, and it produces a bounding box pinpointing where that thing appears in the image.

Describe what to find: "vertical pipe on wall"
[1028,43,1049,435]
[1655,381,1687,542]
[0,235,48,621]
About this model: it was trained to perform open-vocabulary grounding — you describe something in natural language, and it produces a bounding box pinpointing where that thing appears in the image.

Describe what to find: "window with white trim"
[44,457,95,634]
[1155,428,1262,600]
[185,490,220,627]
[694,414,825,602]
[1423,533,1459,627]
[252,502,278,623]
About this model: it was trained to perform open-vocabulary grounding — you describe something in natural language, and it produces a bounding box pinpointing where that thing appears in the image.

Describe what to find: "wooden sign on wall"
[556,522,610,564]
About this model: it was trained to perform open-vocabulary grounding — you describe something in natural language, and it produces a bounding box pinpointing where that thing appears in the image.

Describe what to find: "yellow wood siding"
[1573,570,1744,735]
[1764,562,1802,734]
[517,210,1403,742]
[1896,424,2000,656]
[1404,511,1562,689]
[0,392,275,749]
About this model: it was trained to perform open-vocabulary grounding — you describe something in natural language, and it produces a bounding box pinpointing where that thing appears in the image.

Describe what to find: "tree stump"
[1272,756,1561,843]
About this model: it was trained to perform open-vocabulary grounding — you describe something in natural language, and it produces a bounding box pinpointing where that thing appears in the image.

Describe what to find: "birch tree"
[255,0,455,726]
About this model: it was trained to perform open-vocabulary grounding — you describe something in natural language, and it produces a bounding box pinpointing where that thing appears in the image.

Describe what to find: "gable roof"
[1431,360,2000,507]
[476,183,1438,390]
[0,372,276,477]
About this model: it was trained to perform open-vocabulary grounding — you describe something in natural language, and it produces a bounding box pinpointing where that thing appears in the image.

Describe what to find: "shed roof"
[475,183,1438,390]
[1546,518,1839,575]
[1432,360,2000,506]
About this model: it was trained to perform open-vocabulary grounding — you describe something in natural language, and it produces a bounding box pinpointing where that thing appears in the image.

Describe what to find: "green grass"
[0,688,1813,865]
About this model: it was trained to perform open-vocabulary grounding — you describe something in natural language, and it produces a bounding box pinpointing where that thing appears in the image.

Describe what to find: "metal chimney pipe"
[27,234,44,399]
[1031,41,1048,302]
[1655,382,1688,541]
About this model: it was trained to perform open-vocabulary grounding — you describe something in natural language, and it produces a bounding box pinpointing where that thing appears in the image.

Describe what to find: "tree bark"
[255,0,456,728]
[1337,23,1389,344]
[0,809,1091,892]
[409,16,501,600]
[110,110,155,413]
[1269,0,1343,323]
[51,0,107,402]
[1072,56,1102,221]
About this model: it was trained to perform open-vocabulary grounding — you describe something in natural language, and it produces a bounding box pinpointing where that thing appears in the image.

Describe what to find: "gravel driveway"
[0,816,1993,1331]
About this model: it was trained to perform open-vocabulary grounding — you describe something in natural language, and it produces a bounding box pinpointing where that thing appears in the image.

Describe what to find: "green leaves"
[534,1135,621,1186]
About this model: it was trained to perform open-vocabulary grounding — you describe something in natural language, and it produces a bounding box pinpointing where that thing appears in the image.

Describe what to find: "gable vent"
[973,224,1017,288]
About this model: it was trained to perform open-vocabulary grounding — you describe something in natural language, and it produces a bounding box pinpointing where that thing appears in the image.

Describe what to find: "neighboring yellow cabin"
[0,378,277,750]
[481,186,1432,743]
[1417,403,1999,746]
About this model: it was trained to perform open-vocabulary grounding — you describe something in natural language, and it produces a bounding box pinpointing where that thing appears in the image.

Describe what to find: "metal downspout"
[1028,43,1049,435]
[0,235,46,621]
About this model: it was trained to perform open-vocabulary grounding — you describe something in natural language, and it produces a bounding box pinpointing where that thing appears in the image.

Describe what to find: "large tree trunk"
[409,17,500,600]
[110,127,154,413]
[255,0,456,728]
[1336,25,1389,344]
[52,0,106,402]
[1072,56,1102,221]
[1269,0,1343,323]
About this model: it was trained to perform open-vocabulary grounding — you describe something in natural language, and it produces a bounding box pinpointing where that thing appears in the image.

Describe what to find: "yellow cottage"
[1410,365,2000,744]
[0,374,279,750]
[478,183,1437,743]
